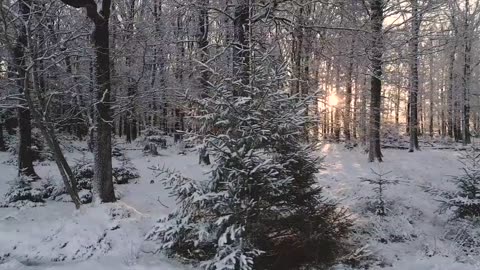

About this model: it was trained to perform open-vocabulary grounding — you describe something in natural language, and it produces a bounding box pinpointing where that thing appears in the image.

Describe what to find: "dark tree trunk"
[352,68,359,139]
[151,0,167,132]
[0,123,6,151]
[5,116,16,135]
[233,0,250,96]
[440,85,446,137]
[334,67,341,142]
[124,117,131,143]
[61,0,116,202]
[93,5,115,202]
[406,99,410,134]
[198,0,210,97]
[368,0,384,162]
[125,0,137,143]
[14,0,37,177]
[409,0,420,152]
[344,39,355,142]
[149,0,162,128]
[173,6,185,133]
[292,5,304,96]
[395,87,401,127]
[324,60,332,138]
[291,4,312,140]
[462,0,471,145]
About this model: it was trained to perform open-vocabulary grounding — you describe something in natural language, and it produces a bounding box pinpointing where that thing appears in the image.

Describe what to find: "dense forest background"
[1,0,479,165]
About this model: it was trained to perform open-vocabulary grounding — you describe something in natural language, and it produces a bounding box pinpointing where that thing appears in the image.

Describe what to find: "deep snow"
[0,142,479,270]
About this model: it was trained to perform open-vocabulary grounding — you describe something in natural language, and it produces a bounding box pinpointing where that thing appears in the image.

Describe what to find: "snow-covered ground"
[0,142,479,269]
[0,144,204,270]
[320,144,480,270]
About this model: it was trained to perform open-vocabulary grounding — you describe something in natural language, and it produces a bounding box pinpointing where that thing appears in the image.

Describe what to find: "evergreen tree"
[449,148,480,218]
[147,51,351,270]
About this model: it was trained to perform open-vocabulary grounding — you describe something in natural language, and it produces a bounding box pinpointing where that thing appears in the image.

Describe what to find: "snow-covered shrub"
[141,127,168,149]
[72,159,139,189]
[146,52,351,270]
[78,189,93,204]
[109,205,133,220]
[38,175,61,199]
[2,176,45,207]
[114,154,140,184]
[73,162,94,190]
[113,166,140,184]
[448,148,480,218]
[444,219,480,257]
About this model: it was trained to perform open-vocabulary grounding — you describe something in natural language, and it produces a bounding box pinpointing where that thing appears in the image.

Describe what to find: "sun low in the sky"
[328,94,340,107]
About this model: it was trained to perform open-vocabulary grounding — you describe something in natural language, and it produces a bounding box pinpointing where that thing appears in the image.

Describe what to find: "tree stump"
[199,146,210,165]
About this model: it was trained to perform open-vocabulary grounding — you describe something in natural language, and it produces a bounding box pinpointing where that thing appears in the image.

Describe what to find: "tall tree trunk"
[462,0,471,145]
[395,86,401,127]
[93,1,115,202]
[14,0,37,177]
[324,60,332,137]
[440,84,446,137]
[198,0,210,96]
[174,6,186,133]
[409,0,420,152]
[360,73,368,144]
[291,5,305,97]
[406,97,410,134]
[125,0,137,143]
[150,0,163,127]
[440,59,447,137]
[150,0,167,132]
[447,31,457,139]
[344,39,355,142]
[352,68,359,140]
[368,0,384,162]
[334,66,341,142]
[61,0,116,202]
[233,0,250,96]
[419,86,424,135]
[428,39,434,138]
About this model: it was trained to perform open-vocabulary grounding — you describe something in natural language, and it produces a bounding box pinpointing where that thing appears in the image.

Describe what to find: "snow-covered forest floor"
[320,144,479,270]
[0,141,479,270]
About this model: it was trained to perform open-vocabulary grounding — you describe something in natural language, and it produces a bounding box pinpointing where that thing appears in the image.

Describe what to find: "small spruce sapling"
[361,168,399,216]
